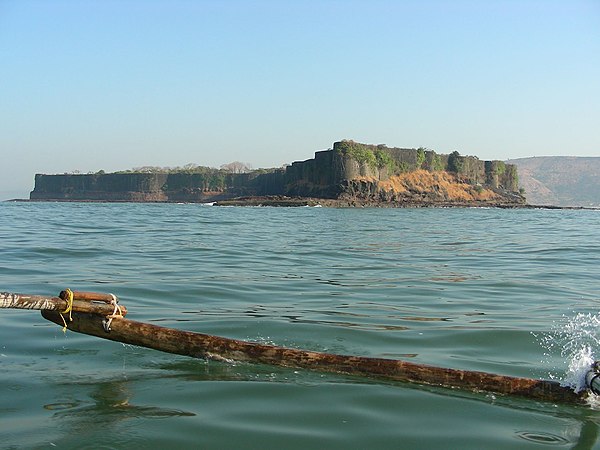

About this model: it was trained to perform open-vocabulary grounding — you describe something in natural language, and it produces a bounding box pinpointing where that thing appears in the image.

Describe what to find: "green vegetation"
[209,172,227,189]
[495,161,506,175]
[505,164,519,190]
[117,164,217,175]
[431,154,444,171]
[336,140,377,170]
[337,140,401,173]
[447,151,464,173]
[115,161,255,176]
[112,162,276,192]
[374,149,397,172]
[416,148,426,168]
[397,162,411,173]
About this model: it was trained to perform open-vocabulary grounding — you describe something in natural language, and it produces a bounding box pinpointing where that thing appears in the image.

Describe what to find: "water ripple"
[2,203,600,448]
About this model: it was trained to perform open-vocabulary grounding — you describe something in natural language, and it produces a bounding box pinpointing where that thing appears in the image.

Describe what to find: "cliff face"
[30,140,523,205]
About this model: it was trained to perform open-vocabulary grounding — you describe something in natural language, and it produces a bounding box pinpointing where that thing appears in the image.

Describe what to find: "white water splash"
[537,312,600,404]
[563,345,594,393]
[561,313,600,393]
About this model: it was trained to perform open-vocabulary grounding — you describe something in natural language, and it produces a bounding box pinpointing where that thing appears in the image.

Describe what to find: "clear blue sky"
[1,0,599,199]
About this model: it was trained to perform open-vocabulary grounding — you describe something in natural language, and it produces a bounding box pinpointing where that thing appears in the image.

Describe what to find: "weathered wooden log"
[59,290,118,303]
[41,310,585,405]
[0,292,127,317]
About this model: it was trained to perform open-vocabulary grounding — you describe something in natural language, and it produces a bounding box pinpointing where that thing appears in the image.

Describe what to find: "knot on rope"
[60,288,74,333]
[102,293,123,332]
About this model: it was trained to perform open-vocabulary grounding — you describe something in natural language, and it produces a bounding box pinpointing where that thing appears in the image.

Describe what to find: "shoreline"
[5,196,599,210]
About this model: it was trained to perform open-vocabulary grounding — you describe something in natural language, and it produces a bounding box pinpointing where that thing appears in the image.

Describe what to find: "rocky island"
[30,140,525,207]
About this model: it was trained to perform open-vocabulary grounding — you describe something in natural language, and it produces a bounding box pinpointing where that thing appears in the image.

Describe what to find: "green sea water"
[1,203,600,449]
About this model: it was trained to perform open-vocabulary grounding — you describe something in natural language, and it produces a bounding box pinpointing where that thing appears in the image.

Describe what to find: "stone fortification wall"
[30,173,170,201]
[284,150,339,197]
[332,141,416,182]
[251,169,285,196]
[30,169,286,202]
[285,150,334,186]
[29,140,521,203]
[283,141,520,196]
[164,172,266,198]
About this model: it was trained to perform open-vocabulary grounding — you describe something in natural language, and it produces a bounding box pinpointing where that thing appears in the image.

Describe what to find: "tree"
[447,151,464,173]
[183,163,199,173]
[221,161,252,174]
[416,148,426,168]
[374,149,396,172]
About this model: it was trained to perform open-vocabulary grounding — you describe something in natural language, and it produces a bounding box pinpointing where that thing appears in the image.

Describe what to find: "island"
[29,140,525,207]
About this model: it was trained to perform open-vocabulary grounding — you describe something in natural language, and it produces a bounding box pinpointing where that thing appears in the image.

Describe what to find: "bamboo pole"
[41,310,585,405]
[0,292,127,317]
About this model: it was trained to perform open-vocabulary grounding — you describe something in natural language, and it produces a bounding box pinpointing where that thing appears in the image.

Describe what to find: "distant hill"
[508,157,600,207]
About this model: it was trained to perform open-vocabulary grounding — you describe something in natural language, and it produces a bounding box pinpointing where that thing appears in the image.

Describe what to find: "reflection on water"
[48,378,195,420]
[571,419,600,450]
[38,376,195,449]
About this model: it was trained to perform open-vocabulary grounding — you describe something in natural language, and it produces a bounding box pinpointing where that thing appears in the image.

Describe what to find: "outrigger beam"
[0,291,127,317]
[1,290,594,405]
[42,310,585,405]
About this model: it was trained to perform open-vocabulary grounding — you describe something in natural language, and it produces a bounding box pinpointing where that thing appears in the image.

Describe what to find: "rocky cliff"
[30,140,524,206]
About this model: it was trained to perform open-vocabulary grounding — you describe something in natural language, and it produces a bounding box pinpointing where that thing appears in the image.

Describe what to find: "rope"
[102,294,123,332]
[59,288,74,332]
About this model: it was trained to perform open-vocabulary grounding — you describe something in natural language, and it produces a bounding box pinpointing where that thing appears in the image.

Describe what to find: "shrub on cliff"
[374,149,397,172]
[416,148,426,168]
[431,154,444,171]
[336,140,377,170]
[447,151,464,173]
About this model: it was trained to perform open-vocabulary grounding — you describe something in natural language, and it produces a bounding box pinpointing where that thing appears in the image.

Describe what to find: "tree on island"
[221,161,252,174]
[447,151,464,173]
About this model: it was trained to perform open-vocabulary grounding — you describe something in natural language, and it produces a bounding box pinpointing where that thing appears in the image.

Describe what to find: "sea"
[1,202,600,449]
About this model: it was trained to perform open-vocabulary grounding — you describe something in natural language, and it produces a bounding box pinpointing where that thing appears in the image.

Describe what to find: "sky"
[1,0,599,199]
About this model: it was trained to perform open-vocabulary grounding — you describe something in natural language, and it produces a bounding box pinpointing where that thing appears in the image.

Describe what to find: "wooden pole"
[0,292,127,317]
[59,290,118,303]
[42,310,585,405]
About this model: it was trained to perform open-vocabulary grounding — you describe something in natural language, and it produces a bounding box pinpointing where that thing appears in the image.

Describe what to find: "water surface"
[1,203,600,448]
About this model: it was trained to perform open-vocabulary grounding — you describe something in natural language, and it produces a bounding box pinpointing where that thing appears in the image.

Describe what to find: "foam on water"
[538,312,600,406]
